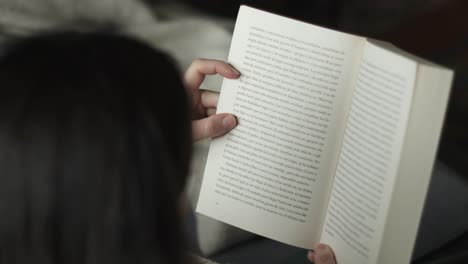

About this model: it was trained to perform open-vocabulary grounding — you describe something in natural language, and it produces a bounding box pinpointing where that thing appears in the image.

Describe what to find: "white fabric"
[0,0,254,256]
[0,0,156,34]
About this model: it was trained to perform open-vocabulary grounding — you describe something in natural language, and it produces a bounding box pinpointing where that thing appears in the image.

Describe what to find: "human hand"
[308,244,336,264]
[184,59,240,141]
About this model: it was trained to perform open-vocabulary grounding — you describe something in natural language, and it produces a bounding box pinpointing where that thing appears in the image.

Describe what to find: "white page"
[320,41,417,263]
[197,6,364,248]
[377,64,453,264]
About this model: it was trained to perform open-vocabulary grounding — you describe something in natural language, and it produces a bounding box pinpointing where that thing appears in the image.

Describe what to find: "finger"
[184,59,240,91]
[314,244,336,264]
[192,113,238,141]
[307,251,315,263]
[206,108,217,116]
[201,90,220,108]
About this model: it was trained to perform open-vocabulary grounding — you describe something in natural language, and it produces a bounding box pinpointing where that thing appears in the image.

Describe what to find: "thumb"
[192,113,237,141]
[314,244,336,264]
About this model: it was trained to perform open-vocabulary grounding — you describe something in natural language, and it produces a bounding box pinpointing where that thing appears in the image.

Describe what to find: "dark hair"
[0,32,192,264]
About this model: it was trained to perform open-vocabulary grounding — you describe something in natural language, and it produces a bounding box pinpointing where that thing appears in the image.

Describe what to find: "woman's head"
[0,32,192,264]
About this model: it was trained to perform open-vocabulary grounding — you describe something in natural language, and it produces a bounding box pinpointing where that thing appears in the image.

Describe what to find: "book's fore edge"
[195,6,244,212]
[366,38,452,70]
[317,38,367,239]
[220,5,246,76]
[375,64,454,264]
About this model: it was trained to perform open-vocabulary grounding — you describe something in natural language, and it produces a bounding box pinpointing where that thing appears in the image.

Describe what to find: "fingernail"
[307,251,315,262]
[227,63,241,75]
[222,115,237,128]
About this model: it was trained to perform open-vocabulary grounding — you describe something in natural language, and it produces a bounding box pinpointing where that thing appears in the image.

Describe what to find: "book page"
[320,41,417,263]
[377,64,453,264]
[197,6,364,248]
[366,40,455,264]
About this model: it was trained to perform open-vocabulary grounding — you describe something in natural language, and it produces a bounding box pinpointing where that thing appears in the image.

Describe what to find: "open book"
[196,6,454,264]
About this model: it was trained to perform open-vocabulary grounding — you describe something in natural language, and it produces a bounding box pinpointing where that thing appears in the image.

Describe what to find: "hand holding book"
[197,6,453,264]
[184,59,240,140]
[309,244,337,264]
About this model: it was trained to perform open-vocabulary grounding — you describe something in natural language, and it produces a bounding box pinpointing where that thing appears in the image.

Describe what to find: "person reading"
[0,31,335,264]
